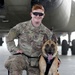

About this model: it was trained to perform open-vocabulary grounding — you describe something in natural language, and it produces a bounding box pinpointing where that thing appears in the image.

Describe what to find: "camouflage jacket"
[6,20,53,57]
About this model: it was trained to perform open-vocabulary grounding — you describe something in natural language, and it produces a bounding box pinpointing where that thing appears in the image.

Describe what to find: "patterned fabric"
[5,55,39,75]
[6,20,52,57]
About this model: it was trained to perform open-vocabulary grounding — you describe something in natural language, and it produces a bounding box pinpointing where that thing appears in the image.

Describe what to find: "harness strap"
[13,53,39,58]
[44,57,55,75]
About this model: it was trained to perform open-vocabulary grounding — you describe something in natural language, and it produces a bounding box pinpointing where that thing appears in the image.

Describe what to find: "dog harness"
[44,57,55,75]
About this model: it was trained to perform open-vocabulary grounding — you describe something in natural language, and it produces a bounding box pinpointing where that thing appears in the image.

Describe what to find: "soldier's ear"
[30,12,32,17]
[43,34,48,44]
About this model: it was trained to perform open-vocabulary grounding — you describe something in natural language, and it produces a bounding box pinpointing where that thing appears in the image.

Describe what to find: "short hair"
[32,4,45,12]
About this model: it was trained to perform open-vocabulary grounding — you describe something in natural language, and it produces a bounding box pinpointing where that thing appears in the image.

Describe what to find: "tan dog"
[39,40,59,75]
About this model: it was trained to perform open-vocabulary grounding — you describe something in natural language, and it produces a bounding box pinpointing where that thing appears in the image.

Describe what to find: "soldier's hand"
[16,50,23,54]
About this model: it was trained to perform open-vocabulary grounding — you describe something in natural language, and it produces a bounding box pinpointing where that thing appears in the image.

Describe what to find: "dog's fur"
[39,40,59,75]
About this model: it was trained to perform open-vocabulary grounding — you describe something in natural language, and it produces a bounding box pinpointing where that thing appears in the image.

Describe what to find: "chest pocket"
[28,30,44,46]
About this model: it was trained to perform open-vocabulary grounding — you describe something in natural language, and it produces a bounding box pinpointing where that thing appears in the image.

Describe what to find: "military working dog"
[39,40,60,75]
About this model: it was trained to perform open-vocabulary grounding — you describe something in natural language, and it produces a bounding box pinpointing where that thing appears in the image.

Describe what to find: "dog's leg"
[50,57,59,75]
[40,72,44,75]
[57,72,60,75]
[53,72,59,75]
[39,56,46,75]
[53,71,58,75]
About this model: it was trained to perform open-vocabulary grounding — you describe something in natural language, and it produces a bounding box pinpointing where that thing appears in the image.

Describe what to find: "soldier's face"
[31,9,45,27]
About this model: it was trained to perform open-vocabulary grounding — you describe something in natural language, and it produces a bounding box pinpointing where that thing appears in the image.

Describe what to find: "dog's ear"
[51,33,57,44]
[43,34,48,43]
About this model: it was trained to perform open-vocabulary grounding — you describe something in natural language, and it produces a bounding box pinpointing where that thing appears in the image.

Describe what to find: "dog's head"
[45,42,55,55]
[42,40,57,59]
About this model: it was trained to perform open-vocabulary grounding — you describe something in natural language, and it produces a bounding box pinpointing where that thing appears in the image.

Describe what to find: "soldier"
[4,4,53,75]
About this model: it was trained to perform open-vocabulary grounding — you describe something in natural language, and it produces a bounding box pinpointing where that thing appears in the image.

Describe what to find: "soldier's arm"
[6,24,21,55]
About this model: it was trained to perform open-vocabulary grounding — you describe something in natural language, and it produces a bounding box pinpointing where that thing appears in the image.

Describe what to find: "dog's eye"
[51,44,54,48]
[45,44,49,48]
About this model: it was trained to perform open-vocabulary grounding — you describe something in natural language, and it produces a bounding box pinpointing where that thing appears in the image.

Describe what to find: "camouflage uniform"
[5,20,52,75]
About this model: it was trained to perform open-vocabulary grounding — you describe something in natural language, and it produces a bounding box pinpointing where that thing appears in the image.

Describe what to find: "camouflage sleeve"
[6,24,21,54]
